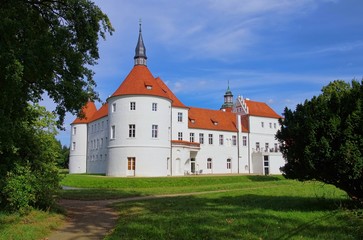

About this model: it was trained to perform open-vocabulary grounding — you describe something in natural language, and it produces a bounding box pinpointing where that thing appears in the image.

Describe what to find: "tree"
[2,104,63,212]
[0,0,113,211]
[276,80,363,204]
[56,142,70,169]
[0,0,113,128]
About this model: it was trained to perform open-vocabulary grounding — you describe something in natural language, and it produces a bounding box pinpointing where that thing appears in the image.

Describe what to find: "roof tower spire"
[134,19,147,66]
[220,81,234,111]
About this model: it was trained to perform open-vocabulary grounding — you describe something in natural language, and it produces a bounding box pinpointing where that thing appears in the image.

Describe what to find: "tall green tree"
[2,104,63,212]
[276,80,363,204]
[0,0,113,211]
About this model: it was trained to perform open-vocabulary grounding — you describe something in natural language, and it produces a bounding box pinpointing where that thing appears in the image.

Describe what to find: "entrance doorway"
[127,157,136,176]
[190,158,196,174]
[264,155,269,175]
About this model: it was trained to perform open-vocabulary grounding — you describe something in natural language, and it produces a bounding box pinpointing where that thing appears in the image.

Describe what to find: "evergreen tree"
[277,80,363,204]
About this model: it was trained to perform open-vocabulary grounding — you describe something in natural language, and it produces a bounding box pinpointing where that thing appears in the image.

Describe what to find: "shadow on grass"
[246,175,282,182]
[108,194,360,240]
[60,188,145,200]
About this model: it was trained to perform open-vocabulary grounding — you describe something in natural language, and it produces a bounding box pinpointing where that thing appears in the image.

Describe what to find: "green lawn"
[0,210,63,240]
[106,182,362,240]
[1,174,362,240]
[62,174,362,239]
[60,174,289,200]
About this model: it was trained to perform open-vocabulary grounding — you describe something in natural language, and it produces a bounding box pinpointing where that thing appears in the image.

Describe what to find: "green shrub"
[3,164,36,214]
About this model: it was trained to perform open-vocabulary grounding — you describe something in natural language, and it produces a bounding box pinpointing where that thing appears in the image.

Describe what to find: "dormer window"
[211,119,218,125]
[190,119,195,124]
[146,85,152,90]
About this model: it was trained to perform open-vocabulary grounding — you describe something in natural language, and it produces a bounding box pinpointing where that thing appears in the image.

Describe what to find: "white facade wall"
[69,124,88,173]
[187,129,239,174]
[87,117,109,174]
[107,95,172,177]
[248,116,284,174]
[172,107,189,141]
[71,100,285,176]
[171,146,193,176]
[239,132,250,174]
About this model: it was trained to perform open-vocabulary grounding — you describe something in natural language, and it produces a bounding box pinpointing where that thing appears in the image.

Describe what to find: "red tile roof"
[188,107,238,132]
[72,101,97,124]
[171,140,200,148]
[245,100,281,118]
[110,65,171,100]
[155,77,187,108]
[89,103,108,122]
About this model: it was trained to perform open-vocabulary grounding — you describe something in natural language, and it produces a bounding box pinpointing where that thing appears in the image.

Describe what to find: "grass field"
[60,174,289,200]
[1,174,362,240]
[62,174,362,239]
[0,210,63,240]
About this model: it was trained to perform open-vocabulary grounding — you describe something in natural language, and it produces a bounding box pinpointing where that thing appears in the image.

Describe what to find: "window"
[274,123,277,129]
[265,143,269,152]
[219,135,224,145]
[112,103,116,112]
[71,142,76,150]
[242,136,247,146]
[190,133,195,142]
[152,103,157,111]
[274,143,279,152]
[178,132,183,141]
[261,122,264,128]
[264,155,269,175]
[130,102,136,110]
[128,157,136,170]
[264,155,269,165]
[227,158,231,169]
[111,125,116,139]
[207,158,212,169]
[232,135,237,146]
[269,122,272,128]
[129,124,136,138]
[72,127,76,135]
[177,112,183,122]
[101,138,104,148]
[152,125,158,138]
[199,133,204,144]
[256,142,260,151]
[208,134,213,145]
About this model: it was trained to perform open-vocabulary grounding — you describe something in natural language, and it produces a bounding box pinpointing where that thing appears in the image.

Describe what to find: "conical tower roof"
[110,65,170,100]
[134,22,147,66]
[72,101,97,124]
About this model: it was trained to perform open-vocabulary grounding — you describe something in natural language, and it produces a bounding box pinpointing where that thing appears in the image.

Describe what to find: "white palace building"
[69,25,285,177]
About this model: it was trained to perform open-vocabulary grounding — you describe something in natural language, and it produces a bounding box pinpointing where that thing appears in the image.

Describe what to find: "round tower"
[69,101,97,173]
[106,24,172,177]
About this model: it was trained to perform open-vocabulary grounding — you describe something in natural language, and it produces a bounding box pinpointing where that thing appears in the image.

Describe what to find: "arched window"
[207,158,212,169]
[227,158,231,169]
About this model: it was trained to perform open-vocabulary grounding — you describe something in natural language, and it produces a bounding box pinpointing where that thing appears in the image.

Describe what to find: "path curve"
[47,186,279,239]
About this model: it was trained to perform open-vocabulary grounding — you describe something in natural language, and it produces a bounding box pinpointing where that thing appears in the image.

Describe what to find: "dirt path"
[47,187,278,239]
[46,199,119,240]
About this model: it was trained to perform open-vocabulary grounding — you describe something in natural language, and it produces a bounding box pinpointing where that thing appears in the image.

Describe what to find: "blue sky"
[54,0,363,146]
